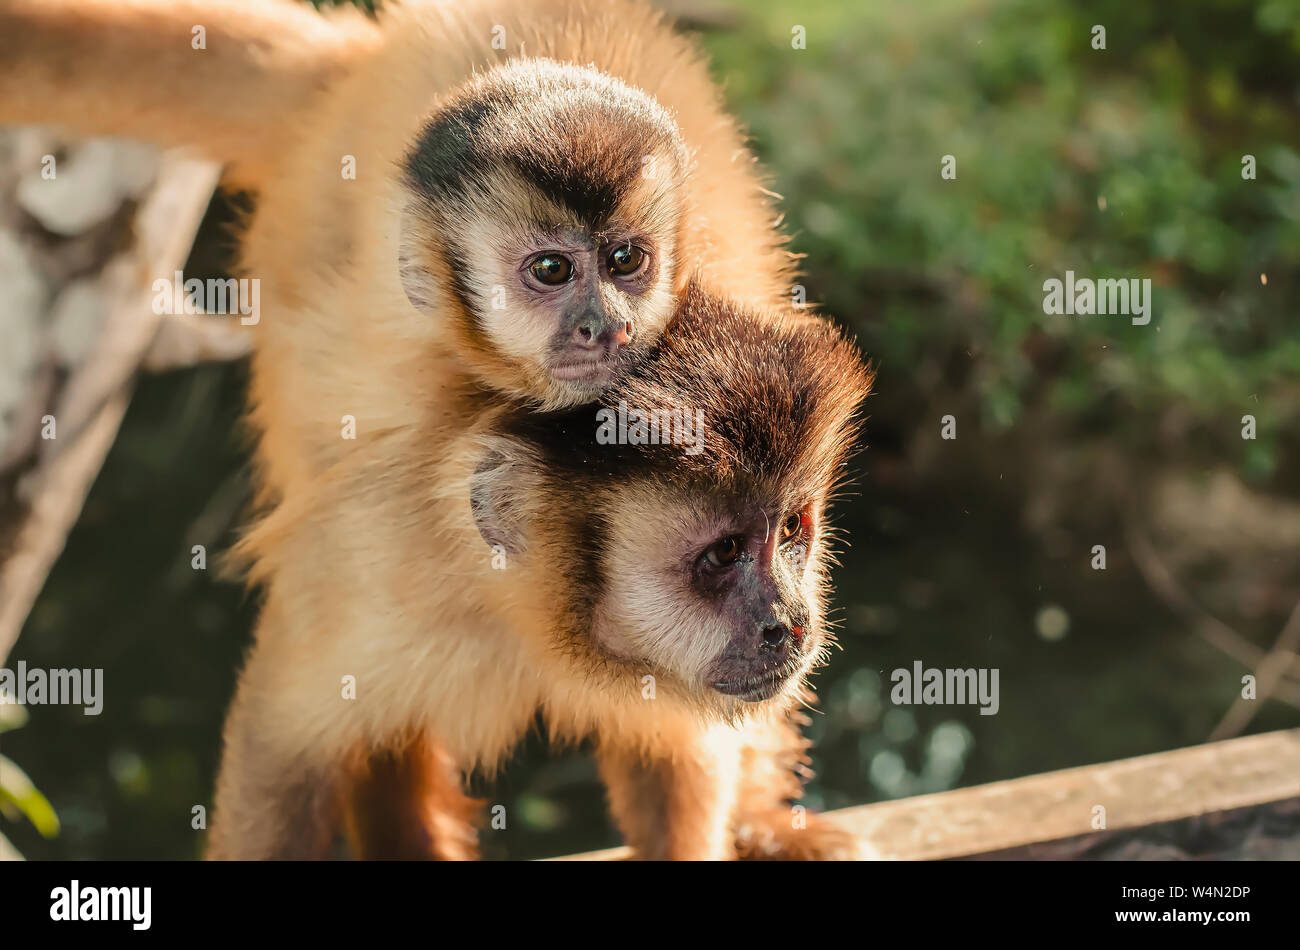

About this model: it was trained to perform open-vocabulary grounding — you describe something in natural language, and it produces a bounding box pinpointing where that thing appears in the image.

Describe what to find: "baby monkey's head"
[401,59,689,409]
[472,284,873,719]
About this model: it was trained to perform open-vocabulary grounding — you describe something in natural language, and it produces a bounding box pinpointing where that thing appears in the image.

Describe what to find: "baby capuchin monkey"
[397,59,690,408]
[213,283,873,861]
[0,0,793,413]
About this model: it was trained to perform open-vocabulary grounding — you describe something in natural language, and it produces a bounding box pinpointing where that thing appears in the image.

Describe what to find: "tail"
[0,0,382,186]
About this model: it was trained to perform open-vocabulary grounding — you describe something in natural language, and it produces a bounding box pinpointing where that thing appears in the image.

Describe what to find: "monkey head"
[400,59,690,410]
[471,283,873,719]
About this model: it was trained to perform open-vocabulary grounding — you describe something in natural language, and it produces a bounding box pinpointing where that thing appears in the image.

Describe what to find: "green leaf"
[0,754,60,838]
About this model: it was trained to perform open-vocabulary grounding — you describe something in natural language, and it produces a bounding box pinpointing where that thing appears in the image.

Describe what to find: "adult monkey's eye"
[703,536,743,568]
[780,511,808,543]
[530,254,573,285]
[607,244,646,277]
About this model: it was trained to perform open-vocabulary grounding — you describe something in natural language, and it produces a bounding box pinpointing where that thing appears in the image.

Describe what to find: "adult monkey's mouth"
[712,668,793,702]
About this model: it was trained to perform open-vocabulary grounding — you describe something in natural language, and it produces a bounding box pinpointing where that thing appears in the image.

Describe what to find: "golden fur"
[1,0,864,860]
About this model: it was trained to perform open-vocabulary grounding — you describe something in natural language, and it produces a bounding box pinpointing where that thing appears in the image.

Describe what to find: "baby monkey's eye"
[780,511,808,544]
[530,254,574,285]
[703,536,743,568]
[607,244,646,277]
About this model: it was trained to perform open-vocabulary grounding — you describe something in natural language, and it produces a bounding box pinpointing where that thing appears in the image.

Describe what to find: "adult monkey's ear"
[397,199,443,316]
[468,437,541,557]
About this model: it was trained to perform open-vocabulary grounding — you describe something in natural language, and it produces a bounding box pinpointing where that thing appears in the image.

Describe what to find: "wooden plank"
[550,728,1300,860]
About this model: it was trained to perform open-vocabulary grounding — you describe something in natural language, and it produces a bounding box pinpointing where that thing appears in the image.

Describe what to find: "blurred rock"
[49,276,108,367]
[15,138,158,236]
[968,796,1300,860]
[1150,469,1300,623]
[0,229,47,453]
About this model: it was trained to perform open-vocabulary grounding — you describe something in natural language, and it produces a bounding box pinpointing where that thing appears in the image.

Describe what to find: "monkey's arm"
[600,712,857,861]
[207,661,349,859]
[0,0,381,186]
[731,712,860,860]
[344,737,482,861]
[205,597,362,860]
[596,732,743,861]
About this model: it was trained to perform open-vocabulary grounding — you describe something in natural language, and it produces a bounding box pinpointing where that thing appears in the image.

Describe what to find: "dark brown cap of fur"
[505,281,874,497]
[405,58,686,228]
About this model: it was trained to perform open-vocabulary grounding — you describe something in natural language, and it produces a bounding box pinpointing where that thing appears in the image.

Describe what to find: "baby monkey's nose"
[574,320,633,350]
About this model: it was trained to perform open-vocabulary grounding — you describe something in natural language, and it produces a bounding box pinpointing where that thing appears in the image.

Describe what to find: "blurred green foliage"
[0,703,59,839]
[707,0,1299,478]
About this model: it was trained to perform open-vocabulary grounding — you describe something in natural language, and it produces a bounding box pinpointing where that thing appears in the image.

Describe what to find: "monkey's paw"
[733,811,861,861]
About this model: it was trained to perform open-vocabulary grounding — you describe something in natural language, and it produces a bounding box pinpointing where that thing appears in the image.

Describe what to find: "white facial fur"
[589,486,823,693]
[400,162,683,406]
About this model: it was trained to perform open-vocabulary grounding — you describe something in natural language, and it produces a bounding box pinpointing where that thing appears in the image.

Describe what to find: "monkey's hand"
[733,809,861,861]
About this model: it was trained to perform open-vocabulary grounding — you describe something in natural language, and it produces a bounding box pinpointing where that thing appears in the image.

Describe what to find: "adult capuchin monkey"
[218,282,873,861]
[1,0,866,858]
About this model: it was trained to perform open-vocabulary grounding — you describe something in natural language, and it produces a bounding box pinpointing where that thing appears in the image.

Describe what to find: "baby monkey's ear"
[468,437,542,556]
